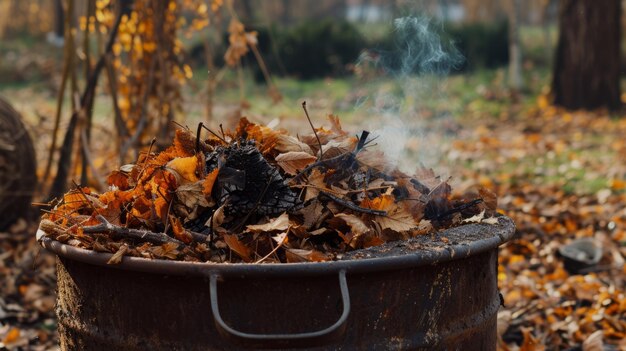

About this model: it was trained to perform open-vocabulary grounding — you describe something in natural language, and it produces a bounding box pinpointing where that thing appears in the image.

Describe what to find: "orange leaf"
[360,193,395,211]
[107,170,130,190]
[167,156,201,183]
[173,129,197,157]
[519,328,545,351]
[223,234,252,261]
[203,168,219,197]
[153,196,170,223]
[62,192,90,211]
[2,328,20,344]
[169,216,192,244]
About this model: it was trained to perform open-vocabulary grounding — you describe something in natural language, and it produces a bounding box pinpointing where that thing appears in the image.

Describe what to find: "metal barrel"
[44,216,515,351]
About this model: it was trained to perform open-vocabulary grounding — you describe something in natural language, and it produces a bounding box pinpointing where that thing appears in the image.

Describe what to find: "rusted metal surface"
[45,216,515,350]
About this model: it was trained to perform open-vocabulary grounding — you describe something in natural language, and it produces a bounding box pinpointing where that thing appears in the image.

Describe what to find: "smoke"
[380,16,463,77]
[356,15,463,173]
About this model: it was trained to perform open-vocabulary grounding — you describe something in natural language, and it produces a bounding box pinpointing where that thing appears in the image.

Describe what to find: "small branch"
[196,122,203,154]
[83,215,184,245]
[188,229,210,243]
[302,101,323,160]
[436,198,483,220]
[319,191,387,216]
[200,123,227,143]
[255,234,287,264]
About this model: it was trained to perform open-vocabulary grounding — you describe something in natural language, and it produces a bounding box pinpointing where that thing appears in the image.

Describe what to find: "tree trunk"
[552,0,621,110]
[54,0,64,38]
[508,0,524,91]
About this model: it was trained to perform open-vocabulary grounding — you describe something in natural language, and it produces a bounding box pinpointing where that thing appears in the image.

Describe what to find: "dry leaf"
[582,331,604,351]
[463,210,486,224]
[206,205,226,229]
[107,244,129,264]
[275,151,317,176]
[482,216,499,225]
[301,200,325,229]
[169,216,192,244]
[413,220,433,235]
[272,231,288,245]
[274,134,314,154]
[376,204,419,232]
[286,248,330,262]
[335,213,371,235]
[2,328,21,345]
[150,242,180,260]
[479,187,498,212]
[223,234,252,261]
[246,212,290,233]
[166,156,201,184]
[202,168,219,197]
[176,180,211,210]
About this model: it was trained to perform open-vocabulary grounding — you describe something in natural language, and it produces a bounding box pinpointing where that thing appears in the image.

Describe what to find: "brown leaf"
[286,248,330,262]
[176,180,211,210]
[300,200,325,229]
[303,169,326,202]
[334,213,371,236]
[376,204,419,232]
[275,134,313,154]
[320,136,358,159]
[275,151,317,176]
[107,170,130,190]
[479,187,498,214]
[327,114,348,136]
[150,242,180,260]
[107,244,129,264]
[223,234,252,261]
[246,212,290,233]
[520,328,545,351]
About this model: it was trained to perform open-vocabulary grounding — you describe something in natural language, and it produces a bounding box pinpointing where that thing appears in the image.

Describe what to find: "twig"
[436,198,483,220]
[319,191,387,216]
[255,234,287,264]
[71,180,100,215]
[196,122,203,154]
[302,101,323,160]
[200,123,228,143]
[82,215,184,245]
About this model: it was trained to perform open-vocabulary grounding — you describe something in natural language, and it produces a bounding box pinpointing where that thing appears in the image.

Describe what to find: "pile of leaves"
[39,116,497,264]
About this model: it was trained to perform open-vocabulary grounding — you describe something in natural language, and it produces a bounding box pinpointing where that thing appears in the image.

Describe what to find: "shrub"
[256,20,366,80]
[444,20,509,71]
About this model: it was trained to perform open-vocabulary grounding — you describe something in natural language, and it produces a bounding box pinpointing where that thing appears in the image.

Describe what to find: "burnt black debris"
[208,140,301,216]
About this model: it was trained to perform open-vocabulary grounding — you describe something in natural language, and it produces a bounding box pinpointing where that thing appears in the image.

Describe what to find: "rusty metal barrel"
[39,216,514,350]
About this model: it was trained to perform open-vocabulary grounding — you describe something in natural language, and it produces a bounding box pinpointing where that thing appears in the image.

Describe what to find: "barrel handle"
[209,269,350,348]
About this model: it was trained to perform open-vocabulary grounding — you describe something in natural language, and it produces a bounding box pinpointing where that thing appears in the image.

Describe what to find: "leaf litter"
[38,116,495,264]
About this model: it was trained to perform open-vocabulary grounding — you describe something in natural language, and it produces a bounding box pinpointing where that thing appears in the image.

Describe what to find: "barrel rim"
[38,216,515,277]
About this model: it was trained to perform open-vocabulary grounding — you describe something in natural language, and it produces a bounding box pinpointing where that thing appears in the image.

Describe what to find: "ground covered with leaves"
[451,102,626,350]
[2,74,626,350]
[3,103,626,350]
